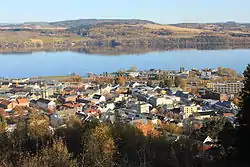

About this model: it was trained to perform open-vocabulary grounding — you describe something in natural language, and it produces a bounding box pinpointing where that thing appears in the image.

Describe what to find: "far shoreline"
[0,44,250,55]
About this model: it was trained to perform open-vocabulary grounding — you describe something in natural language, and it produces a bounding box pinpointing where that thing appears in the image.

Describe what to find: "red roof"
[16,98,29,104]
[200,145,213,152]
[223,113,233,117]
[63,103,82,108]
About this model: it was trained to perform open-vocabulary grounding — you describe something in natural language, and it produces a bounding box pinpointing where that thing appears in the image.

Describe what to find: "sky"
[0,0,249,24]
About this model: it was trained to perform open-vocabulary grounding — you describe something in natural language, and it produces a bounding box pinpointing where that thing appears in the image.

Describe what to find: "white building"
[92,94,106,103]
[148,96,173,107]
[37,98,56,110]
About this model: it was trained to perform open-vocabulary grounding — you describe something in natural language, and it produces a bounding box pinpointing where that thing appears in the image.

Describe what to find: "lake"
[0,49,250,78]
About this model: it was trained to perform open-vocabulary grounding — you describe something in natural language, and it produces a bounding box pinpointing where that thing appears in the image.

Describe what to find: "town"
[0,66,242,137]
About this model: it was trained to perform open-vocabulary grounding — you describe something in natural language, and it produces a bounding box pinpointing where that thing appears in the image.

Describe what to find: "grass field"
[141,23,211,34]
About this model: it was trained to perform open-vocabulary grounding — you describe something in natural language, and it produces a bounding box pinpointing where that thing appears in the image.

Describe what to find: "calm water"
[0,49,250,78]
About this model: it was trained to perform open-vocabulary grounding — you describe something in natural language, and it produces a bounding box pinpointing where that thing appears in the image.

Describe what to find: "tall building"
[210,82,244,94]
[180,66,185,73]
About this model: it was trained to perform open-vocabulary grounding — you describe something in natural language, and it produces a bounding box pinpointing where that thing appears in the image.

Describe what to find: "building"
[92,94,106,103]
[37,98,56,110]
[16,97,29,107]
[195,111,216,120]
[208,82,244,94]
[201,70,212,80]
[0,100,13,110]
[180,66,185,73]
[180,104,200,119]
[136,102,152,114]
[148,96,173,107]
[202,89,228,101]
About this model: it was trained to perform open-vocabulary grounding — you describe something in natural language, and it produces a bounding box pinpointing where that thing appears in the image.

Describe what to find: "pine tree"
[237,64,250,163]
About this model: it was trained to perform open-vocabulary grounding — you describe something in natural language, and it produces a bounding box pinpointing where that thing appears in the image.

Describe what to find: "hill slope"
[50,19,156,28]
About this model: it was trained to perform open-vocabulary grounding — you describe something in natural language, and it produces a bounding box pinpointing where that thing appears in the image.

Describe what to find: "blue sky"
[0,0,249,23]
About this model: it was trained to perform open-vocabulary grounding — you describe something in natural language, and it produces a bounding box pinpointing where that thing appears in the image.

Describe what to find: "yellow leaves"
[27,111,49,139]
[66,115,83,129]
[85,124,115,166]
[180,79,187,90]
[117,76,125,86]
[165,123,183,135]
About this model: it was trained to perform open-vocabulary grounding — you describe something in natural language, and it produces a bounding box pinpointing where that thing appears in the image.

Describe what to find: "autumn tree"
[164,78,173,88]
[135,120,160,136]
[27,110,50,153]
[117,76,125,86]
[84,124,115,167]
[128,66,137,72]
[180,79,187,90]
[0,114,7,134]
[27,111,49,139]
[22,140,77,167]
[174,76,181,87]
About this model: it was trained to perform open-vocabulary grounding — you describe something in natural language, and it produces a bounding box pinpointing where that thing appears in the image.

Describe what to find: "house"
[63,94,78,102]
[42,87,55,98]
[175,91,193,102]
[148,96,173,107]
[129,82,141,88]
[92,94,106,103]
[37,98,56,110]
[214,101,235,110]
[194,111,216,120]
[125,72,140,78]
[180,104,200,119]
[136,102,152,114]
[83,104,101,116]
[16,97,29,107]
[201,70,212,80]
[63,102,82,110]
[202,89,228,101]
[0,100,14,110]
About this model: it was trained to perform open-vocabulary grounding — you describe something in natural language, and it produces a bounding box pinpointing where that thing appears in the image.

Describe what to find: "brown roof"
[0,100,11,106]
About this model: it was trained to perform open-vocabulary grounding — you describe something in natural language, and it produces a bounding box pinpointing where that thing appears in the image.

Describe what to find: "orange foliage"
[117,76,126,86]
[233,97,239,105]
[135,120,160,136]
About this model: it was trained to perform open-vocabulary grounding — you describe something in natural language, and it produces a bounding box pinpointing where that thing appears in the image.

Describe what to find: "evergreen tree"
[237,64,250,164]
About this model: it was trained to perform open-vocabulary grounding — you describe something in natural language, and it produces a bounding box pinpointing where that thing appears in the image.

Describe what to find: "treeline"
[0,108,246,167]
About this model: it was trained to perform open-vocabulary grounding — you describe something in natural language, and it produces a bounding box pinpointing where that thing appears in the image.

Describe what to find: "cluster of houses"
[0,71,241,131]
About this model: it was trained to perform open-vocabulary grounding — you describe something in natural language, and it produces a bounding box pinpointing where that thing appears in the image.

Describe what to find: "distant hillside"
[171,21,250,30]
[50,19,156,28]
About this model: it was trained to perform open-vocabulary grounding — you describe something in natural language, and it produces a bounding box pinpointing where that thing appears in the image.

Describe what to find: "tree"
[217,66,223,75]
[237,64,250,163]
[174,76,181,87]
[0,114,7,134]
[27,110,49,144]
[147,80,153,87]
[159,81,164,88]
[22,140,77,167]
[164,79,173,88]
[117,76,125,86]
[84,124,115,167]
[128,66,137,72]
[180,79,187,90]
